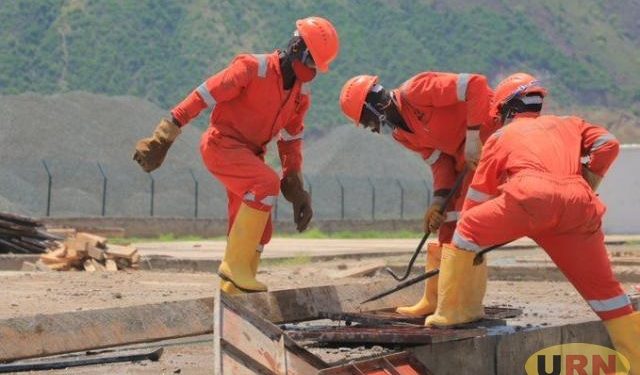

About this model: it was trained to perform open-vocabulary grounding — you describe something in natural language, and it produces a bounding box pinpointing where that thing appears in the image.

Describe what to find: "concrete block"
[562,320,612,347]
[410,335,498,375]
[496,326,562,375]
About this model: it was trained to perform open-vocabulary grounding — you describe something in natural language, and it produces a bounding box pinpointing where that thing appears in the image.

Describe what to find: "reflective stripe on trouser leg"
[535,232,634,321]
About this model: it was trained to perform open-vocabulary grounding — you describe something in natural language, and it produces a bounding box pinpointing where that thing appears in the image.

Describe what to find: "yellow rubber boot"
[251,245,268,292]
[218,203,269,293]
[221,246,268,294]
[220,280,241,294]
[425,244,486,327]
[604,311,640,374]
[396,243,442,317]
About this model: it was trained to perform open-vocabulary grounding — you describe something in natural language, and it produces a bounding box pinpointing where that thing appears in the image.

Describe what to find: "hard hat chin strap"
[500,94,544,124]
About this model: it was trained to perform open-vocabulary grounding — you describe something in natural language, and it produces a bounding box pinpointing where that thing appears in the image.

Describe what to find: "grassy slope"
[0,0,638,135]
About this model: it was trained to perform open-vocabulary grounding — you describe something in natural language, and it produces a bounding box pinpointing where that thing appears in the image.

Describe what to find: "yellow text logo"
[525,343,630,375]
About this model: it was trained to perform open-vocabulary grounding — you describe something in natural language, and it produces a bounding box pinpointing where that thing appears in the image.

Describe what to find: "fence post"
[41,160,52,217]
[148,173,155,217]
[396,179,404,220]
[367,177,375,220]
[189,169,199,218]
[336,176,345,220]
[423,179,431,207]
[273,197,278,221]
[97,162,107,216]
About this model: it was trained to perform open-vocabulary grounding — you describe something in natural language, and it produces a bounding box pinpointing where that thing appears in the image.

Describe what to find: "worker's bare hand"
[292,191,313,232]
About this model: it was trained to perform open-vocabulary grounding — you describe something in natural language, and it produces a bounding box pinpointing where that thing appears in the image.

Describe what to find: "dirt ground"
[1,243,639,374]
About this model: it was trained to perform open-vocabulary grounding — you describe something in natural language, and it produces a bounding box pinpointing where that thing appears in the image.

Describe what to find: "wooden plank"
[46,228,77,239]
[76,232,107,249]
[233,279,424,324]
[215,289,327,375]
[91,259,106,272]
[64,237,89,257]
[0,298,213,362]
[105,245,137,259]
[87,246,105,261]
[105,259,118,272]
[83,259,96,273]
[329,261,386,279]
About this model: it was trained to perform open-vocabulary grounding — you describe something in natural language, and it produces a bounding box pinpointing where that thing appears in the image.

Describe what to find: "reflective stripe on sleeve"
[280,129,304,142]
[424,149,442,165]
[590,133,617,152]
[588,294,631,312]
[452,231,484,253]
[445,211,460,222]
[196,83,216,108]
[457,73,471,101]
[253,54,268,78]
[466,187,495,203]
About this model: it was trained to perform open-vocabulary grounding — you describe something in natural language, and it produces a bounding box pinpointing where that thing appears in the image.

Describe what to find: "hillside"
[1,0,639,136]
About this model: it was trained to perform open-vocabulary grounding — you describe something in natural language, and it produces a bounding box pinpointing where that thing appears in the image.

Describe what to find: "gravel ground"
[1,243,638,374]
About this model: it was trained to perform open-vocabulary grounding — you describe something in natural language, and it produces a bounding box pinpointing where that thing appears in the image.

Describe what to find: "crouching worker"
[426,73,638,373]
[339,72,493,317]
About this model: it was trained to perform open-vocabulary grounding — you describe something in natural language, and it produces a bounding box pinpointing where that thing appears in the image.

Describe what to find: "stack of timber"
[0,212,61,254]
[33,230,140,272]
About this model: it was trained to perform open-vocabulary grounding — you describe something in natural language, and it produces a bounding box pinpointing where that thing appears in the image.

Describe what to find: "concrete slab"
[132,235,640,261]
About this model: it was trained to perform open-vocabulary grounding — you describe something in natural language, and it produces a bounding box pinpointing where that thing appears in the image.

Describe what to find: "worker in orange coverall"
[132,17,340,294]
[426,72,638,373]
[339,73,493,317]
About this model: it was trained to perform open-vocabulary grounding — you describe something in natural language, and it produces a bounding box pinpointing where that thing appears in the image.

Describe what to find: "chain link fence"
[0,159,432,220]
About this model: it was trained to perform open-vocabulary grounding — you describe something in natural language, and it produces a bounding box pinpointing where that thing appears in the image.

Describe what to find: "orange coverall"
[171,51,310,245]
[390,72,493,243]
[455,115,632,320]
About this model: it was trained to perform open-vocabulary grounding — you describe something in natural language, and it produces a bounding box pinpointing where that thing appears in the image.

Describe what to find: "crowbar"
[362,241,509,304]
[384,168,468,281]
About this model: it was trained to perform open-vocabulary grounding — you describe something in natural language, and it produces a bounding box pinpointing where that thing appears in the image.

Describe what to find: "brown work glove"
[281,174,313,232]
[133,118,181,173]
[424,201,445,233]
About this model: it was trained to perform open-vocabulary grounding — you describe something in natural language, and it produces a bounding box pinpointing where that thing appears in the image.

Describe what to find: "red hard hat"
[296,17,340,73]
[339,75,379,125]
[490,72,547,119]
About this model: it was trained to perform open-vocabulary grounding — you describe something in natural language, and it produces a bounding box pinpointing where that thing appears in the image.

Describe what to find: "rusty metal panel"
[318,352,433,375]
[286,325,486,345]
[319,306,522,329]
